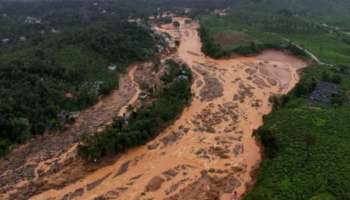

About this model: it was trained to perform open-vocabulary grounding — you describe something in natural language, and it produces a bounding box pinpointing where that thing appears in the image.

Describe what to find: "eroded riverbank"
[0,66,139,199]
[0,17,309,200]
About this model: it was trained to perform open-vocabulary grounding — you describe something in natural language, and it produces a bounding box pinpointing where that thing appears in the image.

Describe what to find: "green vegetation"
[199,12,350,64]
[246,64,350,200]
[0,21,159,156]
[2,1,350,197]
[196,2,350,199]
[230,0,350,30]
[0,0,230,157]
[78,60,192,161]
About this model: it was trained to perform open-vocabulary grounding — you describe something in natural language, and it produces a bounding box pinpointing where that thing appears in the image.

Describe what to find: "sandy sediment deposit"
[0,17,308,200]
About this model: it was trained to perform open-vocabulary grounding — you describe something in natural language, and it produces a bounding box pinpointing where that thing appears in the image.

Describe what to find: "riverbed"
[28,17,308,200]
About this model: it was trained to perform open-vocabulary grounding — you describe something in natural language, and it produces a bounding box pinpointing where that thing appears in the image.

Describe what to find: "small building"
[19,36,27,42]
[51,28,60,34]
[177,75,189,81]
[214,9,228,17]
[184,8,191,14]
[64,92,74,98]
[24,16,42,24]
[58,111,80,125]
[1,38,10,44]
[309,81,340,105]
[108,64,117,71]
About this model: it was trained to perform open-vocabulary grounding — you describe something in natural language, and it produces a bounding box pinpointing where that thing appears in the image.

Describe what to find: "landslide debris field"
[0,18,308,200]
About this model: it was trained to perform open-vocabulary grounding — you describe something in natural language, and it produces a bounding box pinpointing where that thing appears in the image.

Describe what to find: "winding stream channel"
[0,17,309,200]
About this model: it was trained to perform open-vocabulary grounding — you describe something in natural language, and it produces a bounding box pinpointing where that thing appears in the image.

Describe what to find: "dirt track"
[0,17,308,200]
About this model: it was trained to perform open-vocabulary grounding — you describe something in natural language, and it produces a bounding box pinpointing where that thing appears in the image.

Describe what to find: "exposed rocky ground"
[0,17,308,200]
[0,72,137,200]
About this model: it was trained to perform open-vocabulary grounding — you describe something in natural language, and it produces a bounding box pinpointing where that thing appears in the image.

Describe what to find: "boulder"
[146,176,165,192]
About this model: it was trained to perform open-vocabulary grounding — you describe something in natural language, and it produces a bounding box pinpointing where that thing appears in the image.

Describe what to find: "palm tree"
[303,133,316,165]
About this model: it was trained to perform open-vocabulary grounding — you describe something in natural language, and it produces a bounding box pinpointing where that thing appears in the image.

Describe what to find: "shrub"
[78,61,192,162]
[269,95,289,111]
[254,129,279,159]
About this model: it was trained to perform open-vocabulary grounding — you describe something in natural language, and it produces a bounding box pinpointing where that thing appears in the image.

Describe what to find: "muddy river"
[1,17,308,200]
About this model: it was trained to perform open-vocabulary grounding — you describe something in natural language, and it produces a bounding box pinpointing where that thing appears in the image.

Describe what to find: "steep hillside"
[0,20,160,156]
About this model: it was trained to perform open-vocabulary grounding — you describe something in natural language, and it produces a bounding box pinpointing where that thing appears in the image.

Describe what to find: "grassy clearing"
[198,12,350,64]
[212,31,253,51]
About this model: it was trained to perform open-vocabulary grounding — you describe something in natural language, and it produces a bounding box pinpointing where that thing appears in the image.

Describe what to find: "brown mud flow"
[0,67,138,199]
[0,17,308,200]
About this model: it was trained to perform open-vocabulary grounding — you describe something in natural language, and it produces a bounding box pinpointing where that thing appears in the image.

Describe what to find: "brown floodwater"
[29,17,308,200]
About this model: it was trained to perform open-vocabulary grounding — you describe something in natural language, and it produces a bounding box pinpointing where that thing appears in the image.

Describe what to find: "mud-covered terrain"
[0,17,308,200]
[0,67,140,199]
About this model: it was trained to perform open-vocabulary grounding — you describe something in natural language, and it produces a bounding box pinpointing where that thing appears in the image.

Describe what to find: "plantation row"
[199,12,350,65]
[246,64,350,200]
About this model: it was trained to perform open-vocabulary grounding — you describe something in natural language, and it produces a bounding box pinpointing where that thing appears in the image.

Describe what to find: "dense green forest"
[0,0,238,157]
[245,64,350,200]
[190,0,350,198]
[0,1,165,156]
[78,60,192,161]
[196,2,350,200]
[1,0,350,198]
[0,22,159,156]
